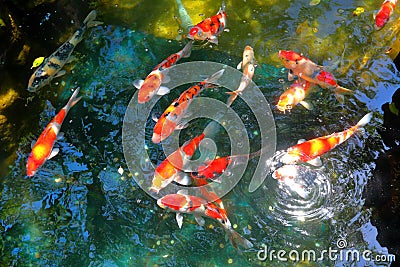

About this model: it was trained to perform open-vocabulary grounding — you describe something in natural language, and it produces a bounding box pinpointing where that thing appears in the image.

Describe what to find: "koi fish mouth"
[276,103,292,113]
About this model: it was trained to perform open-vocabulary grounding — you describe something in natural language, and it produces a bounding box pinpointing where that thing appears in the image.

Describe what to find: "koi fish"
[157,190,253,250]
[27,11,102,92]
[280,113,373,166]
[133,41,193,103]
[227,46,256,107]
[278,50,353,102]
[188,2,227,44]
[152,69,224,143]
[151,121,219,193]
[374,0,397,30]
[276,79,312,113]
[26,88,81,176]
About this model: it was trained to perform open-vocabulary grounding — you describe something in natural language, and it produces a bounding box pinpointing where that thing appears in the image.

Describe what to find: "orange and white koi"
[151,122,218,193]
[278,50,352,102]
[152,69,224,143]
[188,2,227,44]
[157,190,253,250]
[226,46,255,107]
[276,79,312,113]
[27,11,102,92]
[26,88,81,176]
[280,113,373,166]
[374,0,397,30]
[133,41,193,103]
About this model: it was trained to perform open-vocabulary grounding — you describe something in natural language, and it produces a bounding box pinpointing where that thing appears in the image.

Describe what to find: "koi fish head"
[188,26,206,41]
[242,46,255,66]
[278,50,305,69]
[375,3,394,30]
[280,150,301,165]
[27,69,50,92]
[276,92,295,113]
[152,120,176,143]
[276,81,307,113]
[26,158,38,177]
[272,165,300,180]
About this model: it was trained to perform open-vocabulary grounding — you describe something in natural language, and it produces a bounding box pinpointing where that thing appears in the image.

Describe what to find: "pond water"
[1,0,399,266]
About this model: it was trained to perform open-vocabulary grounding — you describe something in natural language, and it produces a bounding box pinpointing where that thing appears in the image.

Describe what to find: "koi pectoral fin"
[288,70,296,81]
[176,213,183,229]
[157,86,171,96]
[306,157,322,167]
[132,79,144,89]
[54,70,66,78]
[47,148,60,160]
[299,101,313,110]
[56,132,64,141]
[236,61,243,70]
[208,36,219,45]
[194,215,205,226]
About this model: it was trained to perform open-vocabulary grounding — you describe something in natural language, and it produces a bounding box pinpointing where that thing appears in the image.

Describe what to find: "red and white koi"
[280,113,373,166]
[276,79,312,113]
[188,2,227,44]
[278,50,353,102]
[227,46,256,107]
[133,41,193,103]
[26,88,81,176]
[157,190,253,250]
[27,11,102,92]
[152,69,224,143]
[374,0,397,30]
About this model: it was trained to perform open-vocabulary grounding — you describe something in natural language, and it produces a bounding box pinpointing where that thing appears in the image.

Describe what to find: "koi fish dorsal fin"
[297,139,307,144]
[176,213,183,229]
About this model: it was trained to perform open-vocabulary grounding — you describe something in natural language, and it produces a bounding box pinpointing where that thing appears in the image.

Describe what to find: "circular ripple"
[270,164,333,224]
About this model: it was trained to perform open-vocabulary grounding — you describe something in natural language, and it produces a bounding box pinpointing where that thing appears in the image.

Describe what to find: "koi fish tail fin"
[333,86,353,103]
[204,69,225,88]
[225,227,253,250]
[356,112,373,128]
[83,10,103,28]
[181,40,194,58]
[66,88,82,110]
[203,121,220,138]
[225,91,238,107]
[220,1,226,12]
